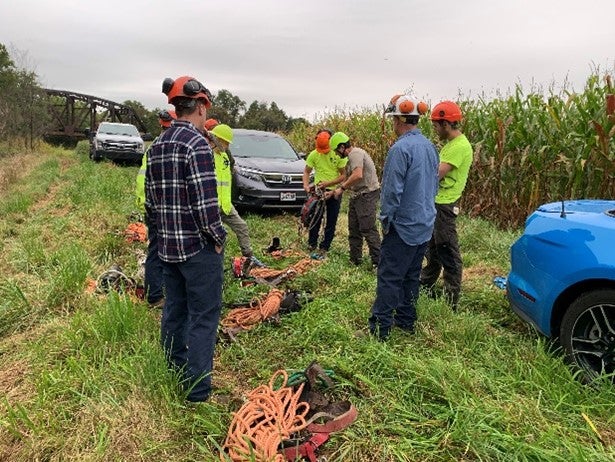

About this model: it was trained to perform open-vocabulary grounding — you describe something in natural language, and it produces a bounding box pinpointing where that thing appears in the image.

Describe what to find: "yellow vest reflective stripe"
[214,150,232,214]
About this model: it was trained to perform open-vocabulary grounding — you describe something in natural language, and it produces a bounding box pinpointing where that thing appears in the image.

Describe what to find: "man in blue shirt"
[146,75,226,402]
[368,94,439,340]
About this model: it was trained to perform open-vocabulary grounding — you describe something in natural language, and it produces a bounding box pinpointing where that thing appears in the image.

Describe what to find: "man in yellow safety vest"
[208,124,255,274]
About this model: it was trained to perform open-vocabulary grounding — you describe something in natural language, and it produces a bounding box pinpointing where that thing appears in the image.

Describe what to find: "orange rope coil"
[124,222,147,243]
[221,370,310,461]
[221,289,284,331]
[250,258,320,281]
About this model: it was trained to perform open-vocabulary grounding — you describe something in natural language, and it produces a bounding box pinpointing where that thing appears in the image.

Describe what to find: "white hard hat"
[384,94,429,117]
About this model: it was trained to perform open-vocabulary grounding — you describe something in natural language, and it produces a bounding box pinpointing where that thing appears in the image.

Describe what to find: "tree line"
[0,44,50,149]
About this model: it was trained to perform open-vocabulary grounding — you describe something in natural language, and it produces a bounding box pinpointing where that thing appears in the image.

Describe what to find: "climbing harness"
[300,187,326,232]
[88,265,145,299]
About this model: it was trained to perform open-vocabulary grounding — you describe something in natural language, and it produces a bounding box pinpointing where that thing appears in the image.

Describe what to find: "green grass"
[0,147,614,461]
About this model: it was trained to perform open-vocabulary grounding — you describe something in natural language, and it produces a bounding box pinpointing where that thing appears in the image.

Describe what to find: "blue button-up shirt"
[145,120,226,263]
[379,128,439,246]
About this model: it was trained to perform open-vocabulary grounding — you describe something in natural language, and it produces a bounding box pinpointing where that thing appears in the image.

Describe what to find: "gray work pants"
[221,205,253,257]
[348,188,381,266]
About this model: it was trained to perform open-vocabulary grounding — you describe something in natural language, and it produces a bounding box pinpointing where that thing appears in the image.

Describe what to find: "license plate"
[280,192,296,201]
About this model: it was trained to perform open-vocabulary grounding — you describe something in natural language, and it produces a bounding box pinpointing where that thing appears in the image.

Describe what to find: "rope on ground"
[249,257,321,281]
[269,249,304,260]
[124,222,147,243]
[221,289,285,331]
[221,370,310,462]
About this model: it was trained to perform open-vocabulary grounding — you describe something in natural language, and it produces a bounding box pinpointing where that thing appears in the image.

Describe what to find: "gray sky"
[1,0,613,120]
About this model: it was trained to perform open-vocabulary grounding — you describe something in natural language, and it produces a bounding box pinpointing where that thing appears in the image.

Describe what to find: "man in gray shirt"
[331,132,381,267]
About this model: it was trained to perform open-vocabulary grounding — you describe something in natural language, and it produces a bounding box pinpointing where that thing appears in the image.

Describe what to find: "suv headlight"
[236,166,262,181]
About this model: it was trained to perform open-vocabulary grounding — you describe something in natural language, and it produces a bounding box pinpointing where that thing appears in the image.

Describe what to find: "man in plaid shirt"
[146,75,226,402]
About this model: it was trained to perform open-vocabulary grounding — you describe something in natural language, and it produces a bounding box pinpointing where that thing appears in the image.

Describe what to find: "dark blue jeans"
[160,243,223,402]
[308,194,341,251]
[369,225,428,339]
[144,213,164,304]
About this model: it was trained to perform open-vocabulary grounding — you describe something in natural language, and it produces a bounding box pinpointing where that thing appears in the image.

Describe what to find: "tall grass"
[288,70,615,228]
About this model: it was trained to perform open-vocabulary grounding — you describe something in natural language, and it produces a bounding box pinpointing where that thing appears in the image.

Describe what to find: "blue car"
[507,200,615,381]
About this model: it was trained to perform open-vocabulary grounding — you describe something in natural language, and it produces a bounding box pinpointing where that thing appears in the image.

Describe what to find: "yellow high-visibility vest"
[214,149,232,214]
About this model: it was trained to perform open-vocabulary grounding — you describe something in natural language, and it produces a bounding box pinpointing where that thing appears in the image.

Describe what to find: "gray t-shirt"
[346,147,380,197]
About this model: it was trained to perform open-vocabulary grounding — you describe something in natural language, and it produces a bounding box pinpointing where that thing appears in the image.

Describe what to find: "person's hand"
[324,190,335,200]
[316,181,326,190]
[215,245,223,254]
[333,188,343,199]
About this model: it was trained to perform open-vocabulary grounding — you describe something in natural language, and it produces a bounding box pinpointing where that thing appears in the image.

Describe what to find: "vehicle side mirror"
[298,152,306,159]
[142,133,154,141]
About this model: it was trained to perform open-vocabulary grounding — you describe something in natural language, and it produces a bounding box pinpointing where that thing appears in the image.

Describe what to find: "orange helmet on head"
[430,101,463,123]
[204,118,219,131]
[162,75,212,107]
[315,130,332,154]
[158,109,176,128]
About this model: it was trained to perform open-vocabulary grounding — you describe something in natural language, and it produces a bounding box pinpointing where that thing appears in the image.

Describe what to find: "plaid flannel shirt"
[145,120,226,263]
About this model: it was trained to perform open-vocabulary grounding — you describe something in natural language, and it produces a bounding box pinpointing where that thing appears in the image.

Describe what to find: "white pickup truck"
[90,122,144,164]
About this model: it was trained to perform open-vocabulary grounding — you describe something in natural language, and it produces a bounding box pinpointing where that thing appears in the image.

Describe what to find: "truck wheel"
[560,289,615,383]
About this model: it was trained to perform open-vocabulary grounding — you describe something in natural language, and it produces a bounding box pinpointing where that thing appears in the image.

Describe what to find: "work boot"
[265,236,281,253]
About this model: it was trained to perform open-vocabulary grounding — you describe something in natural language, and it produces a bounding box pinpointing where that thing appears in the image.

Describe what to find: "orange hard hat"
[158,109,176,128]
[430,101,463,123]
[315,131,331,154]
[162,75,212,107]
[204,118,219,131]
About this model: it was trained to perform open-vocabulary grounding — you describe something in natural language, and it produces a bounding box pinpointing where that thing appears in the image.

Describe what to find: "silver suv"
[231,129,308,210]
[90,122,144,164]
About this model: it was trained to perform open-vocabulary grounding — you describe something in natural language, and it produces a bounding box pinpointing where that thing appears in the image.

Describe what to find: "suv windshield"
[232,133,298,160]
[99,123,140,137]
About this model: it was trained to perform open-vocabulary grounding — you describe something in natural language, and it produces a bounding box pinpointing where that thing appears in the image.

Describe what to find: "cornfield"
[287,71,615,228]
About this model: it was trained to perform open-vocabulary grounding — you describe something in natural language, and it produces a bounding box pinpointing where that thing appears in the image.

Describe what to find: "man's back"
[146,120,225,263]
[380,129,439,245]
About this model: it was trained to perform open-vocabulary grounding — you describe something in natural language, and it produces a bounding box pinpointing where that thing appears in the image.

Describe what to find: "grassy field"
[1,144,614,461]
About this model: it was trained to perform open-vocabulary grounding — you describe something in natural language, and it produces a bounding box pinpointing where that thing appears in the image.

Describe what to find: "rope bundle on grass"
[221,370,310,462]
[221,289,285,331]
[249,257,321,281]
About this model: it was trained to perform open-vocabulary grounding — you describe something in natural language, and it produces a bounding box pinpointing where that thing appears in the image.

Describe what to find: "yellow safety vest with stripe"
[214,149,233,214]
[135,142,154,213]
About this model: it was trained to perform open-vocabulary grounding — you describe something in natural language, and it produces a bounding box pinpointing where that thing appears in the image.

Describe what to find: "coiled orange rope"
[221,289,285,331]
[249,258,320,280]
[124,222,147,243]
[221,370,310,462]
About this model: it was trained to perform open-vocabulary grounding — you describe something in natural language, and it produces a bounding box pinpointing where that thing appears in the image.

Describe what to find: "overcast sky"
[1,0,613,120]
